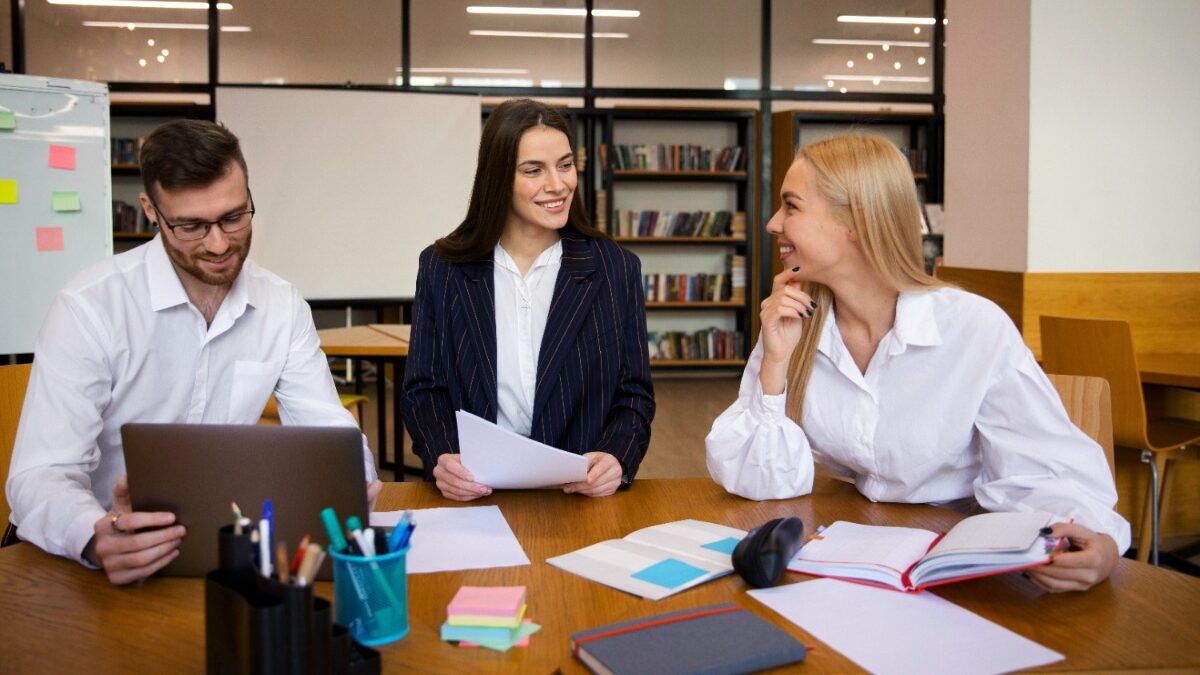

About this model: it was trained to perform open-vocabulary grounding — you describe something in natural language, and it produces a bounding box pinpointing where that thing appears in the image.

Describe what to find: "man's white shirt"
[6,236,375,563]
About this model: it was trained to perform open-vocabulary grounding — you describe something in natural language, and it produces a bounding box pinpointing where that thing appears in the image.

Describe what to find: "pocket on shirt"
[228,359,285,424]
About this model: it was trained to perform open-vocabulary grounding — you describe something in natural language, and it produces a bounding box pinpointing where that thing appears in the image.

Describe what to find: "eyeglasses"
[150,190,255,242]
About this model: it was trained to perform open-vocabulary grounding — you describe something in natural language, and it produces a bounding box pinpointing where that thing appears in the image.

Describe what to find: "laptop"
[122,423,368,579]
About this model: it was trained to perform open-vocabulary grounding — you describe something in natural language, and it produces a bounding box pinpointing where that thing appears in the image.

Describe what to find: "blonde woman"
[706,134,1127,591]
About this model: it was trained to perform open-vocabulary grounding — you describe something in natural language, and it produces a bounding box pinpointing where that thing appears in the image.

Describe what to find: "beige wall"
[943,0,1030,272]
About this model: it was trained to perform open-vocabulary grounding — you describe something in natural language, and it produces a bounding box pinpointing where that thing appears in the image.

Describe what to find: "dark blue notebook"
[570,603,806,675]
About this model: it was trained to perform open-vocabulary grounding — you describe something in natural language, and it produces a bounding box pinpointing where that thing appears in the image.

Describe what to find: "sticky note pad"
[631,558,708,589]
[0,110,14,130]
[447,586,526,618]
[701,537,740,555]
[36,227,64,252]
[52,191,81,212]
[0,179,16,204]
[49,145,77,170]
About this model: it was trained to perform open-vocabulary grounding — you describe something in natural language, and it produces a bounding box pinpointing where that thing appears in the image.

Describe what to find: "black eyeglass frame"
[149,189,256,242]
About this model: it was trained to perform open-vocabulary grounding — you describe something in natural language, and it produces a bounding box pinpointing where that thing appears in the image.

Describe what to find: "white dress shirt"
[7,236,375,564]
[493,240,562,436]
[706,287,1131,552]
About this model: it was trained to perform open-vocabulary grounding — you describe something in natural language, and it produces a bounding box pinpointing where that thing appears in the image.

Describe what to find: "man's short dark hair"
[139,119,248,198]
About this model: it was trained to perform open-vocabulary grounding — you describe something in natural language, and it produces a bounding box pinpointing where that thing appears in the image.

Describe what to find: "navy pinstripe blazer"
[400,228,655,482]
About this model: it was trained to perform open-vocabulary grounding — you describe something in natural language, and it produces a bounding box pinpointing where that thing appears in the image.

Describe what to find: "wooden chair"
[259,393,369,427]
[1040,315,1200,565]
[1,364,33,547]
[1045,373,1115,481]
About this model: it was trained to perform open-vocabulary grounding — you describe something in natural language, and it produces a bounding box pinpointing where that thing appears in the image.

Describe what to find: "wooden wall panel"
[934,266,1024,329]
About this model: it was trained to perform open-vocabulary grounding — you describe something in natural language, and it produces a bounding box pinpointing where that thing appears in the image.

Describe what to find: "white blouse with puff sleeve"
[705,287,1131,553]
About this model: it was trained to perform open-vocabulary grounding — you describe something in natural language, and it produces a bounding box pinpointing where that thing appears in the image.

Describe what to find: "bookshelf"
[108,102,212,251]
[771,110,943,276]
[598,108,756,369]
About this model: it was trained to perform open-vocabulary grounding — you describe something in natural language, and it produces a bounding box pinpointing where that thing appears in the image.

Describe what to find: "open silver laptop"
[122,423,367,579]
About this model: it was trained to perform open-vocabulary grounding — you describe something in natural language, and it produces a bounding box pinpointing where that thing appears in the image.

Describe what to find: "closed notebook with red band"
[570,603,806,675]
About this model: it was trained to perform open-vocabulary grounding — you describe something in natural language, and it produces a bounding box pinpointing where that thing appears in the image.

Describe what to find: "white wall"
[943,0,1031,272]
[1027,0,1200,272]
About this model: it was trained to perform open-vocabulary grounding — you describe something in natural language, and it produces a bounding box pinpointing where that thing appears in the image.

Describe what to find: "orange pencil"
[276,541,290,584]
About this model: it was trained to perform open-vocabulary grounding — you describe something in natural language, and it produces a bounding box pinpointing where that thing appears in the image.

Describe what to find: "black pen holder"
[205,525,381,675]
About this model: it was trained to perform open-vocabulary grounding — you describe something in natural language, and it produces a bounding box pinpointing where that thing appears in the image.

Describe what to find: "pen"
[321,507,348,553]
[232,501,243,534]
[386,511,411,552]
[396,520,416,550]
[346,516,373,558]
[262,499,273,552]
[363,527,378,557]
[258,519,272,578]
[275,541,289,584]
[290,533,311,574]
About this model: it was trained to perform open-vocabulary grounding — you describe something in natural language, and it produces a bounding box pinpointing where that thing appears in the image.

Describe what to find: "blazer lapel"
[531,232,599,424]
[457,258,499,417]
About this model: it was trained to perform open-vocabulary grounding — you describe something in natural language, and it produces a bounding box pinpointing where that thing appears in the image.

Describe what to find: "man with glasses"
[7,120,379,584]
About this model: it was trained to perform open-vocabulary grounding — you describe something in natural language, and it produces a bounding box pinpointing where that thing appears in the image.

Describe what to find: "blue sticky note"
[701,537,739,555]
[631,558,708,589]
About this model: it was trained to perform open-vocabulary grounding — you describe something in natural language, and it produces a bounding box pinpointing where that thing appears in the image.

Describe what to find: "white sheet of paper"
[455,409,588,489]
[748,579,1063,675]
[369,505,530,574]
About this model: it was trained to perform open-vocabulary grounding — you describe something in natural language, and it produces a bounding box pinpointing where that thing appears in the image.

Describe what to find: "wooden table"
[1140,352,1200,389]
[318,325,410,476]
[2,477,1198,673]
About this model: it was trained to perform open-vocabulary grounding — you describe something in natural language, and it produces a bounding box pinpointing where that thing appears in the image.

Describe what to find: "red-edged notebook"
[788,511,1064,592]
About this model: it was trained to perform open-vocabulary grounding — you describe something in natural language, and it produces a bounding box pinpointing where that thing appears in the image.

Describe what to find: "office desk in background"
[1139,353,1200,390]
[318,325,410,476]
[1,477,1198,673]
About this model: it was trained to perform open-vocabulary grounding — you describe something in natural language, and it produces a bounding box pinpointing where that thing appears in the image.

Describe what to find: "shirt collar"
[817,289,942,360]
[145,234,257,315]
[494,238,564,277]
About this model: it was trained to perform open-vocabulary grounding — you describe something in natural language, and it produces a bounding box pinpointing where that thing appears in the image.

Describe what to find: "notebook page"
[624,519,747,568]
[925,512,1052,558]
[791,521,937,575]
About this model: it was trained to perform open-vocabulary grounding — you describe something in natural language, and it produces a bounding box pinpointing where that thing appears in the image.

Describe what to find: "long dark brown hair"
[434,98,604,262]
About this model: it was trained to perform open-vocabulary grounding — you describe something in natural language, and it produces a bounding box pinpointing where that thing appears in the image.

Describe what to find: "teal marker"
[321,507,348,553]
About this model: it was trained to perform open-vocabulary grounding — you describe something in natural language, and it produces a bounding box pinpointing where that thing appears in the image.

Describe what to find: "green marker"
[321,507,348,553]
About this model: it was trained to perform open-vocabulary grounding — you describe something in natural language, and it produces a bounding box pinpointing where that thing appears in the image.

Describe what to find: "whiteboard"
[216,87,480,300]
[0,74,112,355]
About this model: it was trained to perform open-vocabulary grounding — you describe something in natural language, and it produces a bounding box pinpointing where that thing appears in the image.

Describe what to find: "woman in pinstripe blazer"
[401,99,655,501]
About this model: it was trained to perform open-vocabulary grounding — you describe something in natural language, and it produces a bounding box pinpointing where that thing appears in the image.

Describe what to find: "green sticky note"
[52,191,81,212]
[0,179,17,204]
[0,110,15,130]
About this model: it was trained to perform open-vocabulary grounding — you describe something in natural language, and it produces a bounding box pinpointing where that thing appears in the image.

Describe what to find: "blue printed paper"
[631,558,708,589]
[701,537,740,555]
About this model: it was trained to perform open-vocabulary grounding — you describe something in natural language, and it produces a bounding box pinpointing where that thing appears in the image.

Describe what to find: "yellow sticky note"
[52,191,81,212]
[0,179,17,204]
[0,110,15,130]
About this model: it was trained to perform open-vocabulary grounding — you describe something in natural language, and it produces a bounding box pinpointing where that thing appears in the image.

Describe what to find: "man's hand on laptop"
[83,475,187,585]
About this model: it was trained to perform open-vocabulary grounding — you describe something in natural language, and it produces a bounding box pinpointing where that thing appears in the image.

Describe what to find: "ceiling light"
[873,78,881,86]
[882,44,890,51]
[867,52,874,60]
[467,6,639,17]
[51,0,232,8]
[823,74,931,83]
[838,15,935,25]
[146,38,155,46]
[826,80,834,87]
[840,88,847,93]
[83,20,250,31]
[156,54,165,62]
[469,29,627,39]
[918,56,927,65]
[894,62,901,70]
[812,38,929,48]
[401,67,531,74]
[846,60,854,68]
[161,48,169,55]
[138,58,146,66]
[913,27,921,34]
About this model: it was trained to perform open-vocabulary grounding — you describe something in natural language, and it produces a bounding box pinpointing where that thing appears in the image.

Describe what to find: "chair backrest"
[1045,373,1115,480]
[1039,315,1149,450]
[0,364,33,529]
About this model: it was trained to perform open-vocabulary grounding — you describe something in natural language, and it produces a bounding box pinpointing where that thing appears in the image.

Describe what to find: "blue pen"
[262,499,273,551]
[396,520,416,549]
[386,511,411,553]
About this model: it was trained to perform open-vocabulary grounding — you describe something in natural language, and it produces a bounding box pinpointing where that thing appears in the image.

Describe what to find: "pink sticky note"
[36,227,64,252]
[49,145,76,171]
[447,586,526,618]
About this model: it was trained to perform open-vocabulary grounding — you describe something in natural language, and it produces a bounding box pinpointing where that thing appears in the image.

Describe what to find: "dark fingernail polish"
[810,300,817,309]
[1040,526,1053,535]
[791,266,800,272]
[806,309,813,317]
[1021,571,1031,579]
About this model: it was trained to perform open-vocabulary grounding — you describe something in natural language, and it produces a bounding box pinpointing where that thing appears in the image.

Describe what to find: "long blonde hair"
[784,134,946,423]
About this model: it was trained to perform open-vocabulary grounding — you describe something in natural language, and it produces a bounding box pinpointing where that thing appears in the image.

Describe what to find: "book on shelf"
[643,273,731,303]
[111,136,145,166]
[594,190,607,232]
[648,328,743,362]
[111,200,154,234]
[788,512,1063,593]
[729,254,746,303]
[546,519,746,600]
[607,143,744,172]
[570,603,806,675]
[729,211,746,237]
[612,209,738,238]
